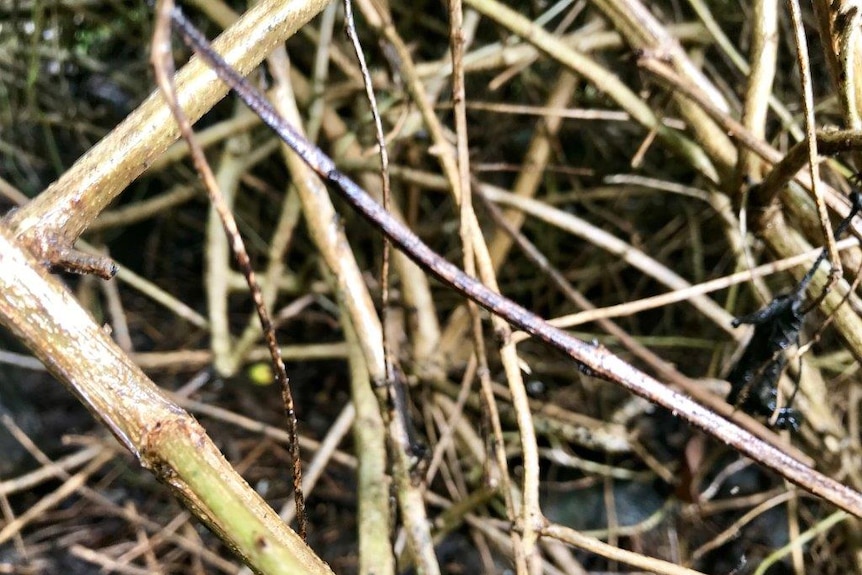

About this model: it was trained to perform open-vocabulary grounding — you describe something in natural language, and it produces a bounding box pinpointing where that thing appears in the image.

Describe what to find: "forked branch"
[0,223,332,575]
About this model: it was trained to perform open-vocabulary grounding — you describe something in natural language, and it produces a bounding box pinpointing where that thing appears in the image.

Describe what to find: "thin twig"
[152,0,306,539]
[265,34,421,573]
[447,0,533,569]
[787,0,841,286]
[539,522,706,575]
[343,0,398,452]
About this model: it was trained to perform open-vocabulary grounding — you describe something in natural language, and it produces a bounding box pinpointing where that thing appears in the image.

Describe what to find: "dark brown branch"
[170,6,862,518]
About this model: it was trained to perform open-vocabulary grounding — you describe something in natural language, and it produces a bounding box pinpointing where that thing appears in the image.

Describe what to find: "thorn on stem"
[24,234,118,279]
